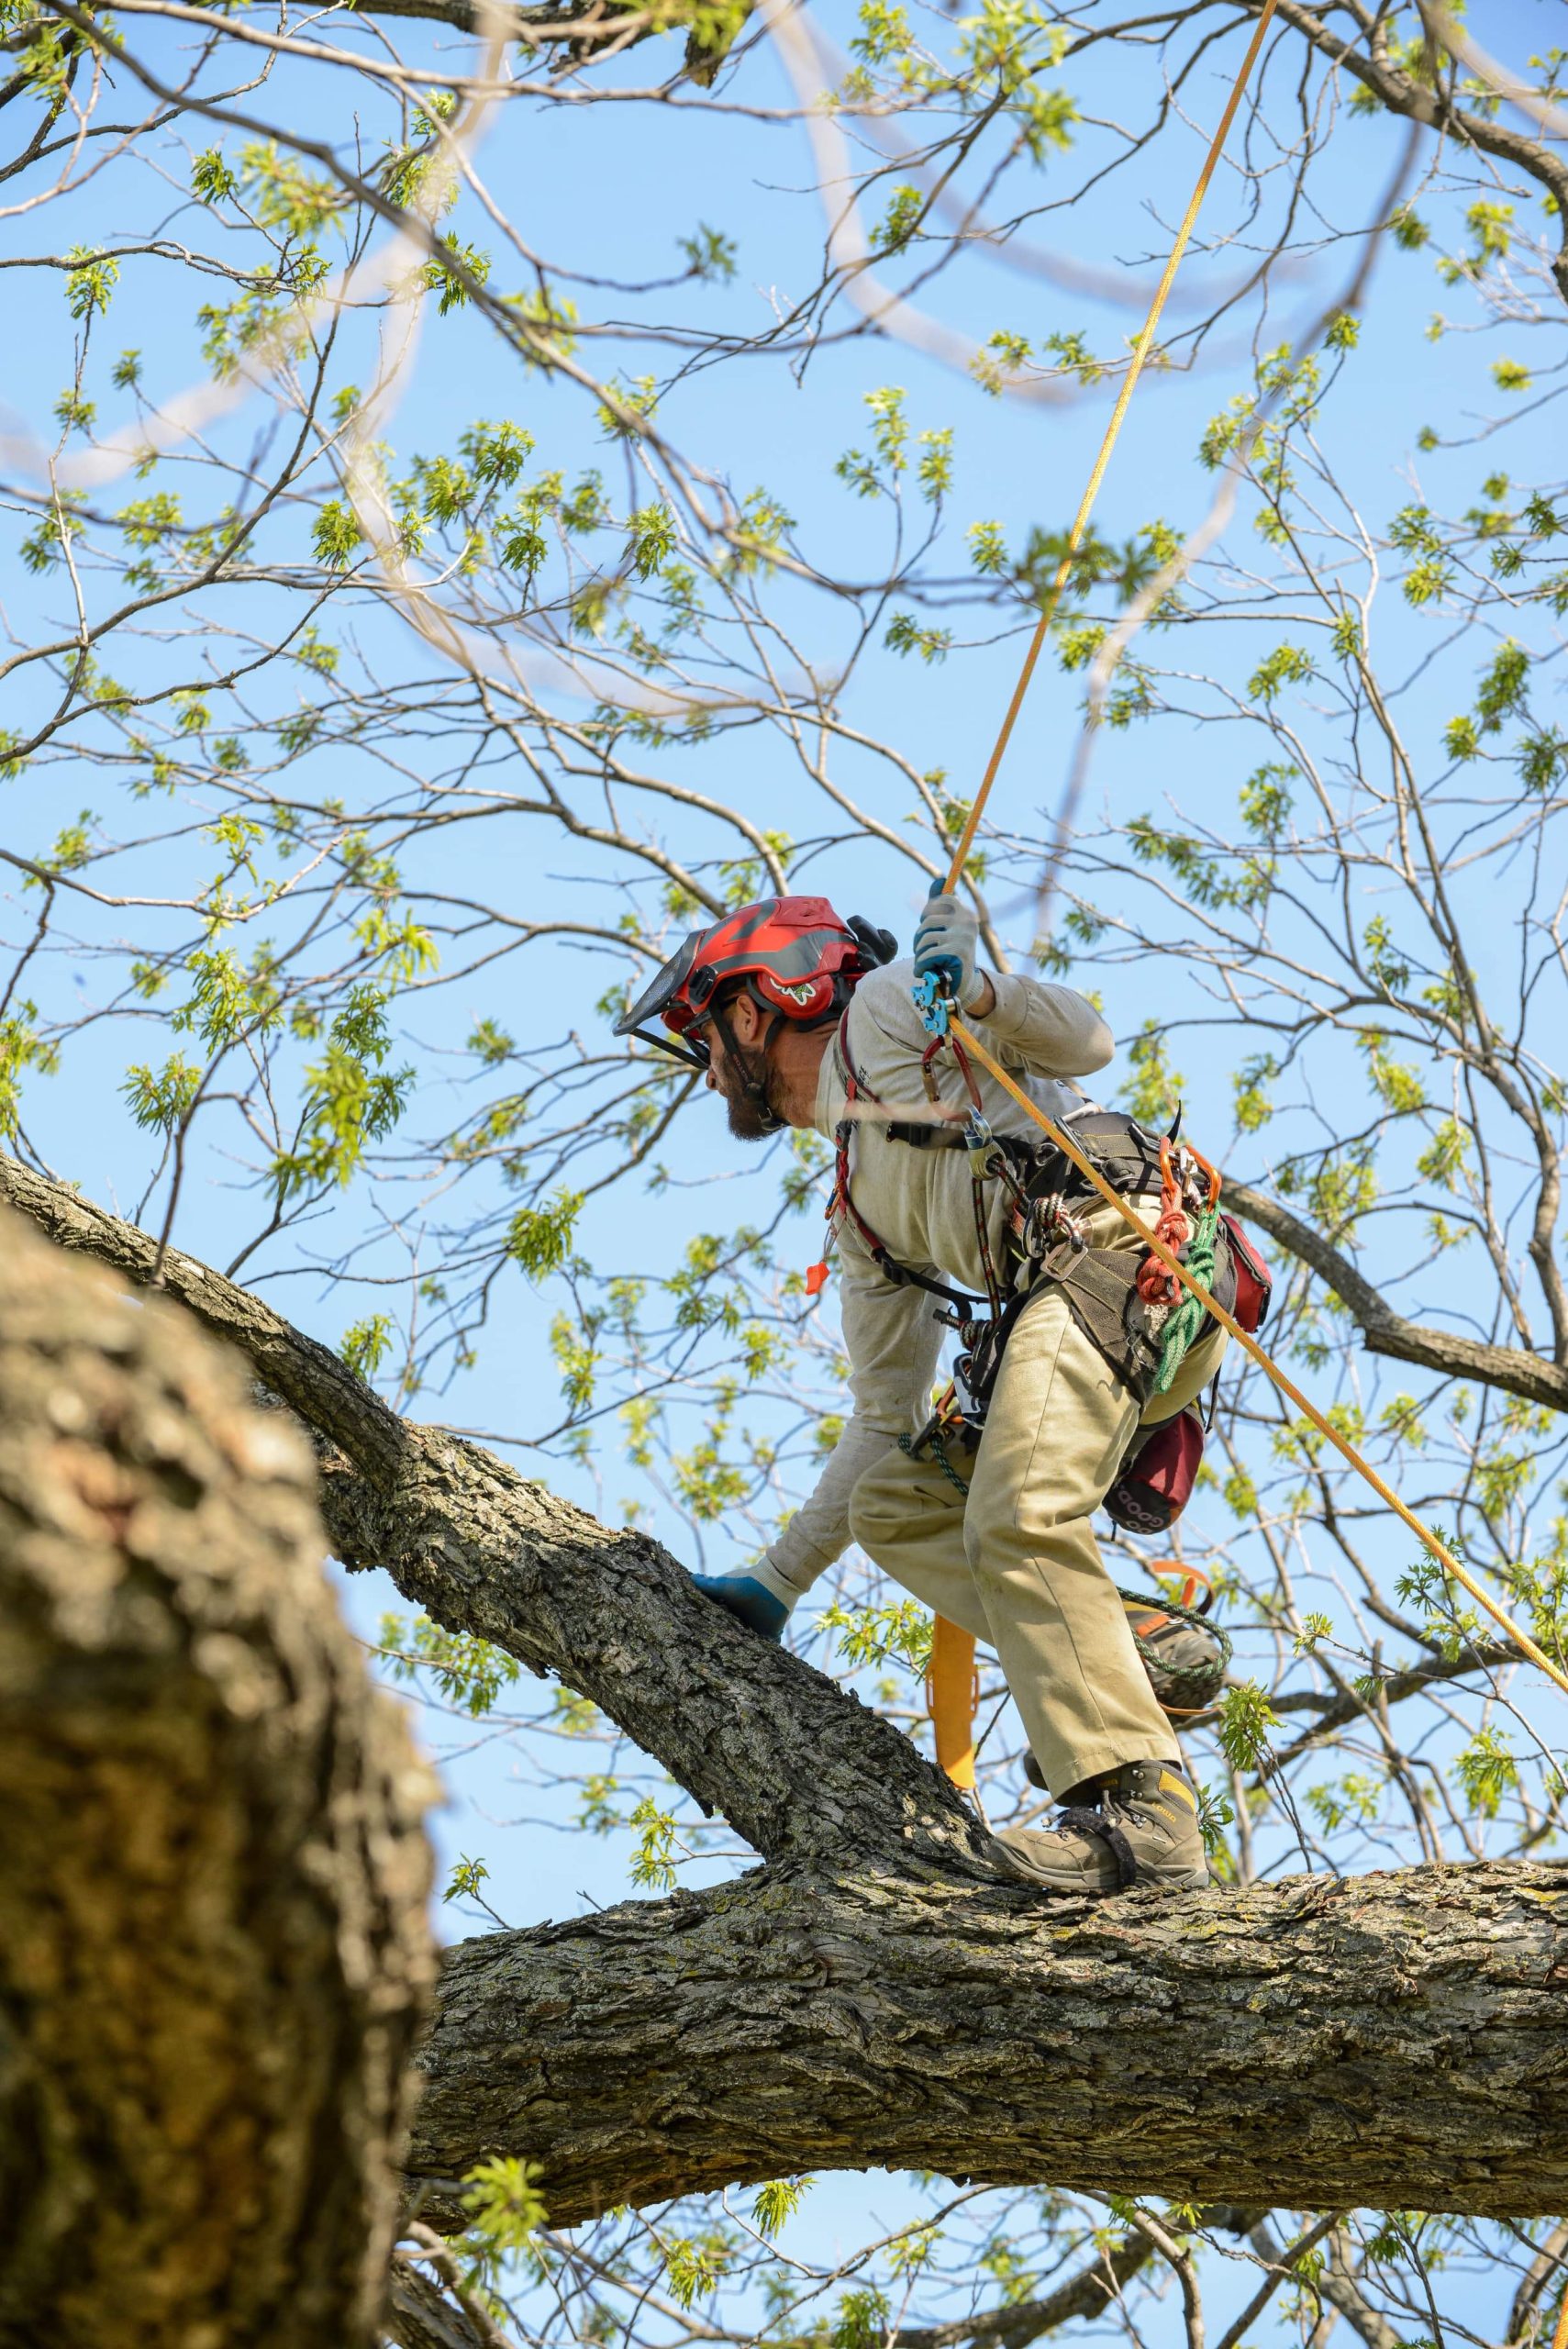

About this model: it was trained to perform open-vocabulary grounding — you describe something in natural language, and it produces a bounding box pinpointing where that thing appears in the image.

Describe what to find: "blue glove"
[913,885,986,1011]
[690,1564,796,1642]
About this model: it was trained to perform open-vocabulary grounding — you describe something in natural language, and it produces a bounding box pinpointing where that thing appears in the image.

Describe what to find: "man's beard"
[714,1053,775,1141]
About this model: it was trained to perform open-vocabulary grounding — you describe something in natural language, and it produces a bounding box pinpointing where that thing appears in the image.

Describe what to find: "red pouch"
[1105,1407,1204,1535]
[1220,1214,1273,1333]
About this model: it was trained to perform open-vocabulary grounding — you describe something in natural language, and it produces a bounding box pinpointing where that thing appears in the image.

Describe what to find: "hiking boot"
[994,1759,1207,1895]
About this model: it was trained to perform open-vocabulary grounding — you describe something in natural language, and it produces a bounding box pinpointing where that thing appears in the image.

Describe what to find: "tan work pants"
[847,1194,1227,1796]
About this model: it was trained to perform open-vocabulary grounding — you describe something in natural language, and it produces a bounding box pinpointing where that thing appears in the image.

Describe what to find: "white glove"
[913,888,987,1012]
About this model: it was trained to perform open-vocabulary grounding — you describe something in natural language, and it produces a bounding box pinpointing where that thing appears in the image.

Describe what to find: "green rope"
[1117,1584,1232,1712]
[1153,1203,1219,1394]
[899,1429,972,1496]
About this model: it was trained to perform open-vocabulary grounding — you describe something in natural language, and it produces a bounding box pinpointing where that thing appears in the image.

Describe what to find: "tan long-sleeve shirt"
[768,959,1115,1591]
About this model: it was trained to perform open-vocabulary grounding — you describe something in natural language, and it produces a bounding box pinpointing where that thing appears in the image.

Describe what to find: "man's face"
[701,1008,773,1142]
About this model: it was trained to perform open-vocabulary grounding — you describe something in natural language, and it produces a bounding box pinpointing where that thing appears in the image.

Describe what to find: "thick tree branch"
[386,2232,517,2349]
[386,2261,497,2349]
[411,1857,1568,2226]
[0,1151,988,1877]
[1224,1181,1568,1414]
[0,1152,409,1481]
[0,1206,434,2347]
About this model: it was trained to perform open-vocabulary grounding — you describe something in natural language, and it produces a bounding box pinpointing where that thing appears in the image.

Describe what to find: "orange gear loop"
[1136,1138,1223,1307]
[1137,1139,1190,1306]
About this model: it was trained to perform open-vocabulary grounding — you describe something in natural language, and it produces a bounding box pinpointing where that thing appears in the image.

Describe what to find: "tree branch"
[411,1858,1568,2227]
[1223,1182,1568,1414]
[892,2210,1262,2349]
[0,1150,988,1877]
[6,1156,1567,2234]
[1259,0,1568,299]
[386,2260,499,2349]
[892,2235,1159,2349]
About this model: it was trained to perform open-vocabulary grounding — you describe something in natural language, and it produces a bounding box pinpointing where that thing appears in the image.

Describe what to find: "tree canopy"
[4,0,1568,2340]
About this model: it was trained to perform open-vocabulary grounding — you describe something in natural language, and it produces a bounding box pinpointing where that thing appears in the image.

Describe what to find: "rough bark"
[3,1152,1566,2232]
[386,2248,507,2349]
[412,1858,1568,2227]
[0,1150,987,1880]
[1224,1182,1568,1415]
[0,1203,435,2349]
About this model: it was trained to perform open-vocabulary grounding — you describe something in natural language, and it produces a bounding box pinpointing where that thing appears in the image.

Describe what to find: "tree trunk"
[0,1203,434,2349]
[2,1151,1565,2232]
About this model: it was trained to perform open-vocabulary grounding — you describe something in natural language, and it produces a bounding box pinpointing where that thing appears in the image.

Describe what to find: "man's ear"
[725,989,764,1047]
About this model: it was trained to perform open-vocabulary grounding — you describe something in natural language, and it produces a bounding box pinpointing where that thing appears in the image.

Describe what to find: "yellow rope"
[952,1014,1568,1704]
[941,0,1282,897]
[927,0,1283,1780]
[917,0,1566,1754]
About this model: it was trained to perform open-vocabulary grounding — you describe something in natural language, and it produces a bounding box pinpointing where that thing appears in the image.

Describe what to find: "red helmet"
[616,896,896,1070]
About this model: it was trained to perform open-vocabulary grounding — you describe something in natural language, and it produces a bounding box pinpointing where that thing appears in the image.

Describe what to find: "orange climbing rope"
[926,0,1283,1776]
[922,0,1568,1776]
[940,0,1284,901]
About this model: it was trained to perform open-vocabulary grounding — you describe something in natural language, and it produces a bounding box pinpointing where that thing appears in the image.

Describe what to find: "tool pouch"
[1219,1213,1273,1331]
[1105,1406,1205,1533]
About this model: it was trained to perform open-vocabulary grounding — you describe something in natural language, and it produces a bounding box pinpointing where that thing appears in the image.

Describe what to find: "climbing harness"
[948,1019,1568,1706]
[827,997,1268,1434]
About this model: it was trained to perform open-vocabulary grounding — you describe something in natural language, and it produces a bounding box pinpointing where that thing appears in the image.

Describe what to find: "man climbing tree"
[5,0,1568,2335]
[620,892,1231,1889]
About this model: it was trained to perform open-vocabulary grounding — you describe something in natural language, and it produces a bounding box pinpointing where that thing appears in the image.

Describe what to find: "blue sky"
[4,0,1565,1957]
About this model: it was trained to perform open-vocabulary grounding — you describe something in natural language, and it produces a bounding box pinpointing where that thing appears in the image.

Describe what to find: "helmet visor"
[613,934,700,1039]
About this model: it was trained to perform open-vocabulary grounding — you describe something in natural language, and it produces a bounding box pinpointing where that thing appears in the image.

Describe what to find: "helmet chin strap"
[712,1000,786,1132]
